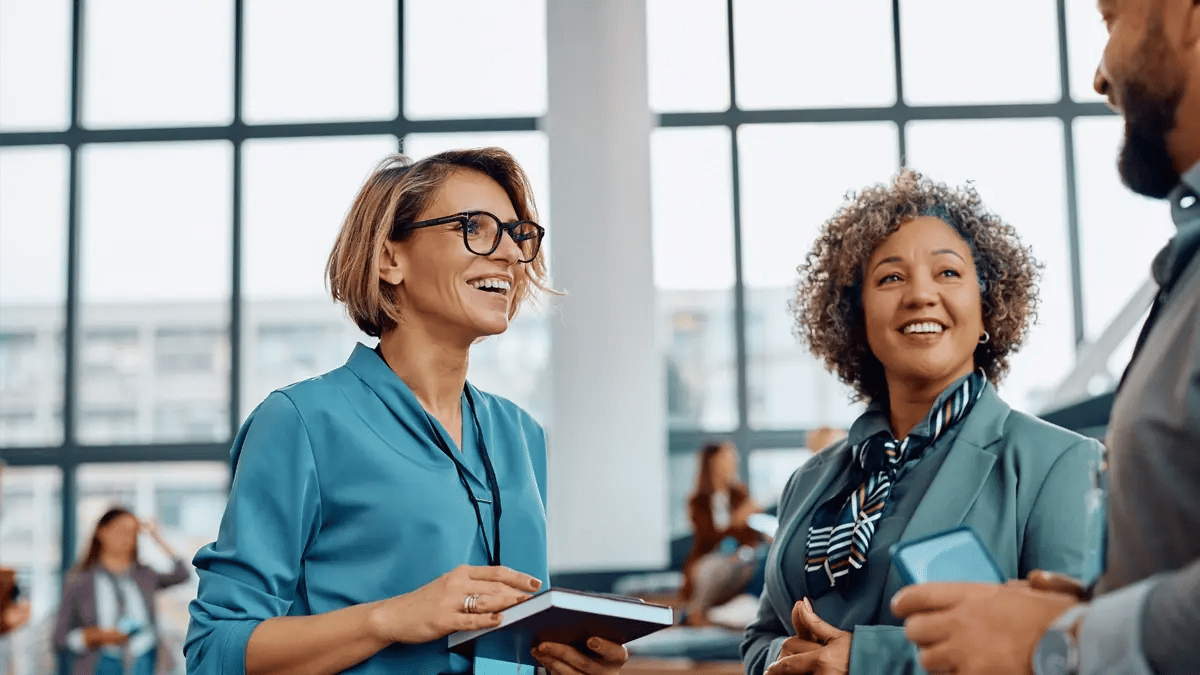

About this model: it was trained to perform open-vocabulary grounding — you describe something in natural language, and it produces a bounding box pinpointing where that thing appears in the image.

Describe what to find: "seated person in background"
[53,508,190,675]
[680,441,766,627]
[186,149,627,675]
[741,170,1103,675]
[805,426,847,456]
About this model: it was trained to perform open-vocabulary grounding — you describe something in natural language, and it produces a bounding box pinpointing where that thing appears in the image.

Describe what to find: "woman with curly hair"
[742,170,1103,675]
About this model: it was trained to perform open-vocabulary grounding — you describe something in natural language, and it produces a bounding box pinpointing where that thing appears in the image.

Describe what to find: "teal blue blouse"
[185,343,549,675]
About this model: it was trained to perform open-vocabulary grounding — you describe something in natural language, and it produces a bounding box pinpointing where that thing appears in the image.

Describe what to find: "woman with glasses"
[186,149,628,675]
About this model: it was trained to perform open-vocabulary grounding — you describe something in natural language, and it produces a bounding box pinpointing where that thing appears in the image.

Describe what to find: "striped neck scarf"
[803,370,986,596]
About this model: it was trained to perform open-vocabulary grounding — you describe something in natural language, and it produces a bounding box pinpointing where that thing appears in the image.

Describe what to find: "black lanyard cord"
[423,388,503,567]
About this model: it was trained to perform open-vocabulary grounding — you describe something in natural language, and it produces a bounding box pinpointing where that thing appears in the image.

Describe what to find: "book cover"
[447,588,673,665]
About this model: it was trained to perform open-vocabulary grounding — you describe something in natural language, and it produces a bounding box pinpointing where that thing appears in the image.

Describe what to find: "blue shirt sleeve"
[185,392,322,675]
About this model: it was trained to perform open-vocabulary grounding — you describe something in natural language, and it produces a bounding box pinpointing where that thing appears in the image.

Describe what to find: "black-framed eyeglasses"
[403,210,544,263]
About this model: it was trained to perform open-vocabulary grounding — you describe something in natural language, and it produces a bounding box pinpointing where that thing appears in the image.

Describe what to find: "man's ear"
[379,238,406,287]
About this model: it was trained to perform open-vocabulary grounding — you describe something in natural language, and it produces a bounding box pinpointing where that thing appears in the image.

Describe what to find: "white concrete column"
[543,0,667,572]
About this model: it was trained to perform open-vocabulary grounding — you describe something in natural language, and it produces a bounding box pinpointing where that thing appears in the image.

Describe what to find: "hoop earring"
[979,331,990,344]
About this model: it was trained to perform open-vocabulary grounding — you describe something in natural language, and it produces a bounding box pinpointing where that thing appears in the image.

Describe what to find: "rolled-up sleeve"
[184,392,322,675]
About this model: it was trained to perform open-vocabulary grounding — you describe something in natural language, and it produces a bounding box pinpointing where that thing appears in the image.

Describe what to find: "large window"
[0,2,546,674]
[646,0,1155,517]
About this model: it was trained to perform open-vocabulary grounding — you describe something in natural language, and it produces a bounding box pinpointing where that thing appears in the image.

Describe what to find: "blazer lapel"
[766,445,851,627]
[878,384,1010,614]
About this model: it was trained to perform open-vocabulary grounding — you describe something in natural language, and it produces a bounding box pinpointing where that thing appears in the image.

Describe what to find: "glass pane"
[403,132,552,420]
[900,0,1060,105]
[651,127,736,431]
[739,122,898,429]
[1065,0,1106,102]
[83,0,234,128]
[77,462,228,675]
[734,0,894,109]
[404,0,546,120]
[1073,117,1172,340]
[241,136,397,420]
[0,147,68,447]
[747,447,812,509]
[667,452,699,538]
[906,119,1072,414]
[243,0,397,124]
[647,0,730,113]
[79,142,232,445]
[0,466,62,675]
[0,0,70,131]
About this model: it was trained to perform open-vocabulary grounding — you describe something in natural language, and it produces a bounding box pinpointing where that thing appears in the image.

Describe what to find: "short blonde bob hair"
[327,148,551,337]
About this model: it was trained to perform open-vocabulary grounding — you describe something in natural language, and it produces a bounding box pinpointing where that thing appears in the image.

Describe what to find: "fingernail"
[803,597,813,611]
[530,578,543,590]
[588,638,600,649]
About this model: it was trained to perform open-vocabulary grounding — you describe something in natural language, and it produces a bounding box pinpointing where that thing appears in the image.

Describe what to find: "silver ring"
[463,593,481,614]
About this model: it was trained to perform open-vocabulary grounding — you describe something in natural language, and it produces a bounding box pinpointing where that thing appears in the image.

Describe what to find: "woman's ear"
[379,238,405,286]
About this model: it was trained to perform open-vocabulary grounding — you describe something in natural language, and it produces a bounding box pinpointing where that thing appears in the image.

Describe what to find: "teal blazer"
[742,384,1103,675]
[185,344,549,675]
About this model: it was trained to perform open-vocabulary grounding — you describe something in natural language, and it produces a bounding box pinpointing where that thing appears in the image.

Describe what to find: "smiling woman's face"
[381,168,527,344]
[861,216,984,398]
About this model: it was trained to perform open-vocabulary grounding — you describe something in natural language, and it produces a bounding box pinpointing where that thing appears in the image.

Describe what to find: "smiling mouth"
[468,278,511,296]
[899,321,946,335]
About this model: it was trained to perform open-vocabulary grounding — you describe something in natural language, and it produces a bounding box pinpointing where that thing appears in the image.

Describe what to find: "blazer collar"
[765,383,1011,626]
[876,383,1010,617]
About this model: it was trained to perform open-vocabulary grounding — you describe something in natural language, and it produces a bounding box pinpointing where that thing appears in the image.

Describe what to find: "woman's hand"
[140,518,180,559]
[532,636,628,674]
[2,600,31,632]
[368,565,541,645]
[83,626,130,648]
[731,498,761,528]
[766,598,851,675]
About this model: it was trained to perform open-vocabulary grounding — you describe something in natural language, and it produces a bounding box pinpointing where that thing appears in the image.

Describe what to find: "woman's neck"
[98,552,131,574]
[884,369,972,439]
[884,381,945,440]
[378,325,469,418]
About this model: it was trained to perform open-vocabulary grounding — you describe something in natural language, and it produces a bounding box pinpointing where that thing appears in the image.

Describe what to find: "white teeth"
[469,278,511,293]
[902,322,944,334]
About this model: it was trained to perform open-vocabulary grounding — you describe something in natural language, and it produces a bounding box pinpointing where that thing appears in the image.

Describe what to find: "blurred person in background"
[892,1,1200,673]
[53,507,189,675]
[185,149,628,675]
[805,427,847,455]
[679,440,767,627]
[742,170,1103,675]
[1,566,33,675]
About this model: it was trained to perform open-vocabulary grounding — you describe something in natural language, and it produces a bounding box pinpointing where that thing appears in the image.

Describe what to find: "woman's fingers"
[452,611,504,632]
[534,641,623,674]
[463,564,543,592]
[581,637,628,666]
[778,635,822,658]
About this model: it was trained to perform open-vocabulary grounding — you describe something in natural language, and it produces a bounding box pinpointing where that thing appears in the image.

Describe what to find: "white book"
[448,588,673,664]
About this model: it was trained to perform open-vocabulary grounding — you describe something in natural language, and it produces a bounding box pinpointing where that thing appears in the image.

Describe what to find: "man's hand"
[1026,570,1088,599]
[766,598,851,675]
[891,582,1080,675]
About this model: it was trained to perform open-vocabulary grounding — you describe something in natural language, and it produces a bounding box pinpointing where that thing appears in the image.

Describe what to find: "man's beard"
[1115,18,1184,200]
[1117,79,1182,199]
